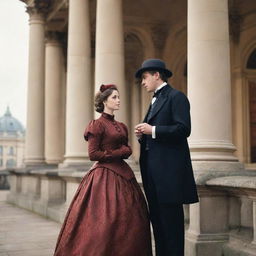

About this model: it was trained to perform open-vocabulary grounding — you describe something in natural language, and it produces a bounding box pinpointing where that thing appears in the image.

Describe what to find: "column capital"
[26,7,46,24]
[26,0,51,21]
[45,31,65,45]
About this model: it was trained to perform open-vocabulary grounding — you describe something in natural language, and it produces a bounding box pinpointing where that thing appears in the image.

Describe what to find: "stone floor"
[0,191,156,256]
[0,191,61,256]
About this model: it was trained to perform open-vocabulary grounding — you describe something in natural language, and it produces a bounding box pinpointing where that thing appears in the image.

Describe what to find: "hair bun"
[100,84,117,92]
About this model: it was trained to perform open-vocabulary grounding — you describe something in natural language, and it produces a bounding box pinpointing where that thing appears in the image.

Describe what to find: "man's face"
[141,72,159,92]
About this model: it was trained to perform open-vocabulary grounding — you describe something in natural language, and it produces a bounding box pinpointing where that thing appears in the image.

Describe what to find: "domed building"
[0,107,25,170]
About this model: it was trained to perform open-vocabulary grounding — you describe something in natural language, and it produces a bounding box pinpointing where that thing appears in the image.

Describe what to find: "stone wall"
[6,165,256,256]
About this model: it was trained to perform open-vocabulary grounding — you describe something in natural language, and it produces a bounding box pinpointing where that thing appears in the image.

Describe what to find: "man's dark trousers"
[145,153,184,256]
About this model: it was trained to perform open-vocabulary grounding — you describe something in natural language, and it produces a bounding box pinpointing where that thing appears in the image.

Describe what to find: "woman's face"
[104,90,120,112]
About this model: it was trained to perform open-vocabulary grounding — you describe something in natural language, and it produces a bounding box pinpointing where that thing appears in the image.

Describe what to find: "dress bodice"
[84,113,134,180]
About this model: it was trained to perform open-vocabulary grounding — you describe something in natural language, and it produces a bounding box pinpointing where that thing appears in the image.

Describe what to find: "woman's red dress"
[54,113,152,256]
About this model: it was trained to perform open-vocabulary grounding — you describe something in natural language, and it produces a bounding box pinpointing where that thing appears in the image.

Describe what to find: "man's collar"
[155,82,167,93]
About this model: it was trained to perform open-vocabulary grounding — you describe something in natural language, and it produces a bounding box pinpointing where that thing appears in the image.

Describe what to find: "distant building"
[0,107,25,170]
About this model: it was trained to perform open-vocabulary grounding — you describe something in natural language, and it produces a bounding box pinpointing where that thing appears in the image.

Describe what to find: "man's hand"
[135,123,152,135]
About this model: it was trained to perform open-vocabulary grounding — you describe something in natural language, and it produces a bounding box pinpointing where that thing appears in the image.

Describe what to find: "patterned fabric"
[54,113,152,256]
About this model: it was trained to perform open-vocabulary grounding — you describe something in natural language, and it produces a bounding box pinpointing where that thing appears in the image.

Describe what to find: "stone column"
[45,32,65,165]
[187,0,241,172]
[63,0,92,166]
[253,200,256,244]
[95,0,127,124]
[187,1,241,255]
[24,7,46,166]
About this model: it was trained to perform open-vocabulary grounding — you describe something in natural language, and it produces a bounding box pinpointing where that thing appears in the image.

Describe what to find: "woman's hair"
[95,84,118,113]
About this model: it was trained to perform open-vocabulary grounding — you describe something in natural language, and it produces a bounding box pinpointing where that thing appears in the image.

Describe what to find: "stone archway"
[247,49,256,163]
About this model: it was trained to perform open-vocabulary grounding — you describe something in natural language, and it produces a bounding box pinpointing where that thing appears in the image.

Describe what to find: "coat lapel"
[146,85,172,122]
[143,104,151,122]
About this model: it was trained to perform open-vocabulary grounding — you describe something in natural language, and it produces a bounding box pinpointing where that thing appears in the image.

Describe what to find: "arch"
[241,36,256,71]
[247,49,256,69]
[125,26,155,59]
[238,35,256,163]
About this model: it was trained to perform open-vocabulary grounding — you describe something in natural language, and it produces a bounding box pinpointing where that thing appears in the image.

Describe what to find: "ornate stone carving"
[34,0,51,12]
[26,0,52,16]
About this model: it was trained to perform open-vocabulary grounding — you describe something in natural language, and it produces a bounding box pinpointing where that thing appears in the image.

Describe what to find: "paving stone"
[7,248,54,256]
[0,252,9,256]
[0,191,61,256]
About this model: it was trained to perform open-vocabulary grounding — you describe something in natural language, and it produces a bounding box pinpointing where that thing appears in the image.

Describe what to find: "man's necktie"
[152,89,161,98]
[151,87,164,105]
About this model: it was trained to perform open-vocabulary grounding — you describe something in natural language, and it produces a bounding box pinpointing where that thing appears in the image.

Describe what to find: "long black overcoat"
[139,84,199,204]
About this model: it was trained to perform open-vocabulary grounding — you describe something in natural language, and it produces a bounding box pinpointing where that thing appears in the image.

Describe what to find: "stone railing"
[185,170,256,256]
[6,160,142,223]
[206,175,256,255]
[6,164,256,256]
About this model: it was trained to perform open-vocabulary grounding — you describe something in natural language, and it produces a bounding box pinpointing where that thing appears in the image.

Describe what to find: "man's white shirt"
[151,82,167,139]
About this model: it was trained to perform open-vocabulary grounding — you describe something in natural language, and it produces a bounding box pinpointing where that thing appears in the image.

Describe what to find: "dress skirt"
[54,167,152,256]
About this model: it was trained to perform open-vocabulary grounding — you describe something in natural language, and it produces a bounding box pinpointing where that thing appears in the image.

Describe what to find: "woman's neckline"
[102,112,115,121]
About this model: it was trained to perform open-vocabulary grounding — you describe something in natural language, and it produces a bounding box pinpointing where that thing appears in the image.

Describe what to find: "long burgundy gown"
[54,112,152,256]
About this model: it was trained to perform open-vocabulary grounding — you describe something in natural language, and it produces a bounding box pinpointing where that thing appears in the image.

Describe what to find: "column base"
[190,140,237,162]
[24,157,46,167]
[192,161,244,185]
[192,161,244,172]
[59,157,92,170]
[185,232,229,256]
[45,158,63,165]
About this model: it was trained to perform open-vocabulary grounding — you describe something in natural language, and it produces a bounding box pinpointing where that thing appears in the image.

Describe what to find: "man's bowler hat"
[135,59,172,78]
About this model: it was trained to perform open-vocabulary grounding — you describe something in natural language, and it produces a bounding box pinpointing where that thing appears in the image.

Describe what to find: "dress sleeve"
[84,120,112,162]
[110,122,132,159]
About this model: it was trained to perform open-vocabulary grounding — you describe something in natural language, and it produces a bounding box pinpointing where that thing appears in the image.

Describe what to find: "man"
[134,59,198,256]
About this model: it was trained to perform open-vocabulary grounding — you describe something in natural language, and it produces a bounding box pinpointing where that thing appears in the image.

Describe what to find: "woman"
[54,84,152,256]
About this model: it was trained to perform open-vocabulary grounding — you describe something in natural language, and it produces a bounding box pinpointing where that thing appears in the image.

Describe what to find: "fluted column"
[188,0,240,171]
[24,7,46,166]
[45,32,65,165]
[95,0,127,124]
[64,0,92,166]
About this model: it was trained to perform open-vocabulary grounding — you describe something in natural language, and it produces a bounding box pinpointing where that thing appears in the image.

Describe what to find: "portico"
[8,0,256,255]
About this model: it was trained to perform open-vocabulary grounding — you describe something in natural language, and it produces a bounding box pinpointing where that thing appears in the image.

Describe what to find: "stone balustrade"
[205,175,256,255]
[6,167,256,255]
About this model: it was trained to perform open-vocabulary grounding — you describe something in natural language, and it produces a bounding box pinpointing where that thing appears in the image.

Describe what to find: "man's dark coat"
[139,84,199,204]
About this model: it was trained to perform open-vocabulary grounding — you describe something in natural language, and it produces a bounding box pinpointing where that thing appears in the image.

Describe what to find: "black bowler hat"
[135,59,172,78]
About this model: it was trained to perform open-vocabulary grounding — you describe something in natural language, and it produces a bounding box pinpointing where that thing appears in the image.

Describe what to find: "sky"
[0,0,29,127]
